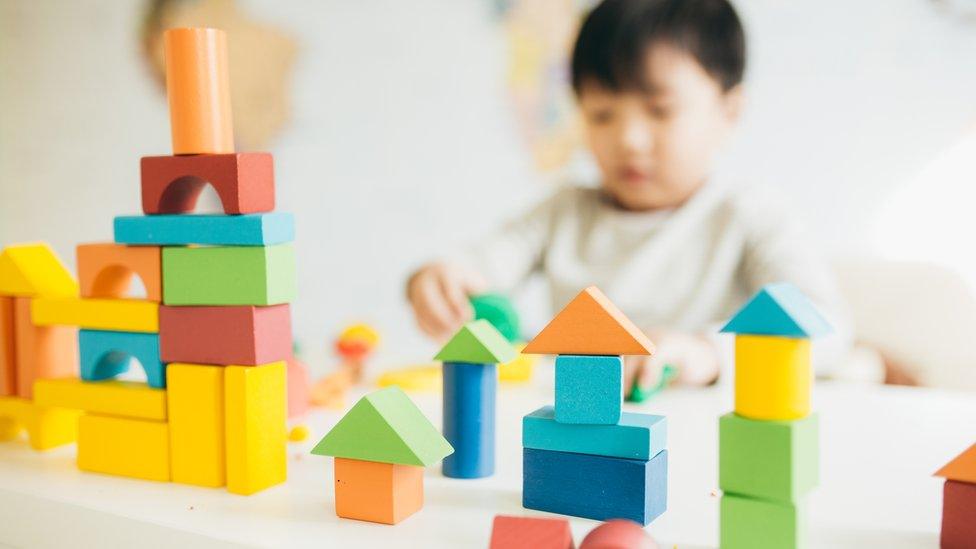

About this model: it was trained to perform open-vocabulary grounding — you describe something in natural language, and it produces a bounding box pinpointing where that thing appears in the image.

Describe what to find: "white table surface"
[0,377,973,548]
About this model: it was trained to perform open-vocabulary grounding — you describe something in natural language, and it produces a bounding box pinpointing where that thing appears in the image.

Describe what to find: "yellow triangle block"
[0,243,78,298]
[523,286,655,356]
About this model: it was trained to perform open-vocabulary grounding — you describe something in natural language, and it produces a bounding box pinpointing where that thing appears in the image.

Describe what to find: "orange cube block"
[333,458,424,525]
[0,296,15,396]
[77,243,162,302]
[13,298,77,399]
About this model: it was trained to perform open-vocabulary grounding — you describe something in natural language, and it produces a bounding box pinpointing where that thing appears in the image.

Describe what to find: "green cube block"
[162,244,295,306]
[720,494,805,549]
[719,412,818,502]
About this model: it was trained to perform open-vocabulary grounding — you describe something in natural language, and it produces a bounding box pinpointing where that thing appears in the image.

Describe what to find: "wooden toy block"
[719,412,819,502]
[77,413,170,481]
[471,293,521,343]
[163,28,233,155]
[0,296,15,396]
[499,343,535,383]
[523,447,668,525]
[442,361,497,478]
[375,363,440,392]
[935,443,976,484]
[34,378,166,421]
[434,319,517,364]
[0,396,80,450]
[523,405,666,461]
[114,213,295,246]
[159,304,292,365]
[161,244,295,306]
[225,361,287,495]
[311,386,454,466]
[77,243,161,302]
[489,515,574,549]
[720,494,804,549]
[734,335,811,420]
[940,480,976,549]
[13,298,76,399]
[286,354,310,419]
[0,243,78,298]
[554,354,622,424]
[523,287,655,356]
[31,296,159,333]
[141,153,274,215]
[580,519,658,549]
[333,457,424,525]
[720,282,831,338]
[167,363,225,487]
[79,329,166,388]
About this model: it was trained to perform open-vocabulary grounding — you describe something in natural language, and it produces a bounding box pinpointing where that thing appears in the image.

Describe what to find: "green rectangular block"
[162,244,295,306]
[720,494,805,549]
[719,412,818,502]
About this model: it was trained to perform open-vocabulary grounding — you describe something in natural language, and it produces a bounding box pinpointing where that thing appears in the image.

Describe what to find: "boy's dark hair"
[571,0,746,94]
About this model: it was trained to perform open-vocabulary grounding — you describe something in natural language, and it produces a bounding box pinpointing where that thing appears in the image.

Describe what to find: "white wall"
[2,0,976,373]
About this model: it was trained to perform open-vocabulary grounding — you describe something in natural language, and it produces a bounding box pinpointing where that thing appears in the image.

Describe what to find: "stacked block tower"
[718,283,831,549]
[520,286,668,525]
[30,27,295,494]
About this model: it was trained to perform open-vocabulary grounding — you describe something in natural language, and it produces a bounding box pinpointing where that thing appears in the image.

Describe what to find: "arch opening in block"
[157,176,228,214]
[77,244,162,303]
[90,266,149,300]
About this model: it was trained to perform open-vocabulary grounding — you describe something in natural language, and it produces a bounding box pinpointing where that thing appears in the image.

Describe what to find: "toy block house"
[718,283,831,549]
[935,443,976,548]
[311,386,454,525]
[435,319,516,479]
[520,286,668,525]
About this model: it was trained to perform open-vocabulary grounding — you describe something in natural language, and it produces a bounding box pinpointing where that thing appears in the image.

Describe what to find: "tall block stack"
[32,27,294,495]
[520,286,668,525]
[718,283,831,549]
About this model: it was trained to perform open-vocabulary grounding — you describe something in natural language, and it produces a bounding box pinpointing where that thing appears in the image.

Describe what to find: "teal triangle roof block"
[434,319,517,364]
[310,386,453,466]
[720,283,832,338]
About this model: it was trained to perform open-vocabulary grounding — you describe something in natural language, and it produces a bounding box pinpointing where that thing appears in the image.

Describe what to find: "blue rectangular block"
[554,354,622,424]
[523,447,667,525]
[113,213,294,246]
[523,405,666,460]
[442,361,496,479]
[79,329,166,388]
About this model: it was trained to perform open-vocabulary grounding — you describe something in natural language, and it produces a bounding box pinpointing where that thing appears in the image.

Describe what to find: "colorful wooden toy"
[34,378,167,421]
[719,282,832,338]
[0,243,78,298]
[141,153,274,215]
[159,304,292,365]
[934,443,976,548]
[579,519,658,549]
[225,361,287,495]
[554,354,623,425]
[286,354,311,419]
[375,363,441,392]
[311,386,453,524]
[0,296,14,396]
[77,243,162,302]
[31,297,159,333]
[13,298,77,399]
[77,413,170,482]
[471,293,521,342]
[734,335,811,420]
[498,343,536,384]
[114,212,294,246]
[79,329,165,388]
[161,244,295,306]
[720,494,803,549]
[523,406,666,461]
[163,27,234,155]
[167,363,226,487]
[489,515,574,549]
[0,396,80,450]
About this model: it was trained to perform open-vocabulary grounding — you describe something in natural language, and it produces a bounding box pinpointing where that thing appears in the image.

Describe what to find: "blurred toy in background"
[471,293,537,384]
[376,363,441,392]
[310,323,380,409]
[286,342,311,419]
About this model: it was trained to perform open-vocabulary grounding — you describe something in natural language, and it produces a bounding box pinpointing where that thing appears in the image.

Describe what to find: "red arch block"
[140,153,274,214]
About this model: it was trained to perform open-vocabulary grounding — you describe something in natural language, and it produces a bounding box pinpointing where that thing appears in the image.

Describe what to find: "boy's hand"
[624,329,720,392]
[407,262,487,342]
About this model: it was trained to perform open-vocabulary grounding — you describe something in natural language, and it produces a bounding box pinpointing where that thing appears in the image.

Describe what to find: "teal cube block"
[720,494,805,549]
[554,354,622,424]
[523,405,666,460]
[719,412,819,502]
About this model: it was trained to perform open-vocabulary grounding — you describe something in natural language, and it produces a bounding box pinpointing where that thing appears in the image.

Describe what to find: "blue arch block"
[442,361,496,478]
[79,329,166,388]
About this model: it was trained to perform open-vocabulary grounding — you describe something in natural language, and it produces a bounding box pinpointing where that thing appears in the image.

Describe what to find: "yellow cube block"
[77,414,170,481]
[31,297,158,333]
[734,335,811,420]
[225,361,286,495]
[168,364,225,487]
[34,378,166,421]
[0,396,80,450]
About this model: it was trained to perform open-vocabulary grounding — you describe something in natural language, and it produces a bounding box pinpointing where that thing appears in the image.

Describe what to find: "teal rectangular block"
[114,213,294,246]
[523,405,666,460]
[719,412,819,502]
[720,494,805,549]
[162,244,295,306]
[554,354,622,424]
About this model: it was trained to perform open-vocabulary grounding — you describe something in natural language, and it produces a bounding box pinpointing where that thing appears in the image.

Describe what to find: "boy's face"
[578,44,742,211]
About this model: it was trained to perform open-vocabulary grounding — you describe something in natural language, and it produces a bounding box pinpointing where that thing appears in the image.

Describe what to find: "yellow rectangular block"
[31,297,158,333]
[168,364,225,487]
[0,396,80,450]
[34,378,167,421]
[225,361,286,495]
[734,335,811,420]
[77,414,170,481]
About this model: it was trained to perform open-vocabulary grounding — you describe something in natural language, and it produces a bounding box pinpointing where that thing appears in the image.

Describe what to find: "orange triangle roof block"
[522,286,655,356]
[935,443,976,484]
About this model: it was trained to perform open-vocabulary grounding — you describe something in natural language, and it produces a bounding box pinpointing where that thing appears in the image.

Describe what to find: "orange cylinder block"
[164,28,234,155]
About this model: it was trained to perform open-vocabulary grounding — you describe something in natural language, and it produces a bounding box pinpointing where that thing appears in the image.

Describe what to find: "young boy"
[407,0,851,390]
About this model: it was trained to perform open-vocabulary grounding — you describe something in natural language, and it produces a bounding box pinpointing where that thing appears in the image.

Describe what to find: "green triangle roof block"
[434,319,517,364]
[311,386,453,466]
[720,282,832,338]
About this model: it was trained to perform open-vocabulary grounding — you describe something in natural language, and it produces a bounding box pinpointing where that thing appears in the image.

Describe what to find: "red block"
[160,304,291,366]
[140,153,274,214]
[580,519,658,549]
[489,515,574,549]
[942,480,976,549]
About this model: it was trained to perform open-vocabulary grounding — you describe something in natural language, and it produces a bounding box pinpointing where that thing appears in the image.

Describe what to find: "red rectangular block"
[159,304,291,366]
[140,153,274,215]
[942,480,976,549]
